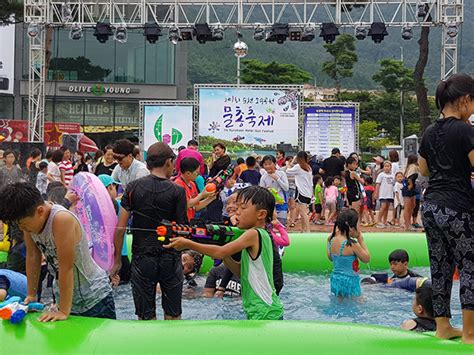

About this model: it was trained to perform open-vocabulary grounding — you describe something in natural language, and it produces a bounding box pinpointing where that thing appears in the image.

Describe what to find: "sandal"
[289,222,296,228]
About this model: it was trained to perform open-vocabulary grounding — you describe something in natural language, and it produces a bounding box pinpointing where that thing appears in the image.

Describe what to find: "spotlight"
[69,23,83,40]
[368,22,388,44]
[61,2,73,22]
[319,23,339,44]
[168,26,181,45]
[401,25,413,40]
[354,25,367,40]
[195,23,213,44]
[93,22,113,43]
[27,22,40,38]
[181,28,195,41]
[114,25,127,43]
[234,33,248,58]
[289,28,302,41]
[301,24,315,41]
[143,22,161,44]
[212,24,224,41]
[417,4,428,18]
[253,24,265,41]
[446,23,458,38]
[265,23,289,44]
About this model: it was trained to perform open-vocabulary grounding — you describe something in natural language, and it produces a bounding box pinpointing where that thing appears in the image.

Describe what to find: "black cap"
[147,142,176,160]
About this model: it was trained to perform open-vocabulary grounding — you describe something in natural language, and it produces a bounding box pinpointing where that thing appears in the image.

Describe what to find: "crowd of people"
[0,73,472,343]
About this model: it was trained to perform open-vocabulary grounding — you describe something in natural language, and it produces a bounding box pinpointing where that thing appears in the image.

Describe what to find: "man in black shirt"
[320,148,345,179]
[111,142,188,320]
[204,264,241,298]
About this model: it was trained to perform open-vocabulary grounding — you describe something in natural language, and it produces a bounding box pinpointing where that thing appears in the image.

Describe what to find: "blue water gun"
[0,301,44,324]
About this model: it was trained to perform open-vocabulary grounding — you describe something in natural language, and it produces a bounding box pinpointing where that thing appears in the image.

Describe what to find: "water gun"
[204,167,235,194]
[0,301,44,324]
[0,296,21,308]
[156,220,245,245]
[338,186,348,194]
[268,187,284,204]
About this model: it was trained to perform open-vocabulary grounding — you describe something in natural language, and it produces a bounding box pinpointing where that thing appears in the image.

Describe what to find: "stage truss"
[24,0,463,142]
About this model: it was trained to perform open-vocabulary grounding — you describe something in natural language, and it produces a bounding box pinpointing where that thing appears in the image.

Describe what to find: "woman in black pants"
[418,73,474,343]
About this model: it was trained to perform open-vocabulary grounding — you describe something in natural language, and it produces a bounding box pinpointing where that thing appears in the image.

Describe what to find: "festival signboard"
[197,87,301,155]
[304,105,357,158]
[142,104,193,152]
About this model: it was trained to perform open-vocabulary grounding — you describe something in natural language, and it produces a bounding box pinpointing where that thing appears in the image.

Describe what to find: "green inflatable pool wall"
[2,314,472,354]
[200,232,430,273]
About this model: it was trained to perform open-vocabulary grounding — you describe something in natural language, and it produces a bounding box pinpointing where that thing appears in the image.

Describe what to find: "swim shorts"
[131,252,183,319]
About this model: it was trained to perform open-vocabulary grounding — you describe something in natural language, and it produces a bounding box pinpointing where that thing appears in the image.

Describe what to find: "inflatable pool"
[2,233,471,354]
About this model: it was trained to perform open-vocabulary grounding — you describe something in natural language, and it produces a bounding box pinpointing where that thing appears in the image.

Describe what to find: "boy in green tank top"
[165,186,284,320]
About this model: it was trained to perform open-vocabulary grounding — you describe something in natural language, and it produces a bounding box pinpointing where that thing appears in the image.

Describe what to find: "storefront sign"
[60,84,139,96]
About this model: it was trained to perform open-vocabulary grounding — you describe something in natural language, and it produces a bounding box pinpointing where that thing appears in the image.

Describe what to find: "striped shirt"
[58,160,74,187]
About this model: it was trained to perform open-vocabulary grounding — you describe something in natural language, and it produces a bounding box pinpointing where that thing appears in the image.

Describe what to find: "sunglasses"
[113,154,128,162]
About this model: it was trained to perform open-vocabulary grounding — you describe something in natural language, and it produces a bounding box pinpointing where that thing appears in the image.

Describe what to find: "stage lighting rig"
[368,22,388,44]
[319,23,339,44]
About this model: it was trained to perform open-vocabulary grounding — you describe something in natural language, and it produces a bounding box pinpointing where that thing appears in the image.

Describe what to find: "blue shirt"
[240,169,262,186]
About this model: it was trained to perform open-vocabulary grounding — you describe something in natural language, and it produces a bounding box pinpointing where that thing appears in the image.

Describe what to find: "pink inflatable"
[71,172,117,272]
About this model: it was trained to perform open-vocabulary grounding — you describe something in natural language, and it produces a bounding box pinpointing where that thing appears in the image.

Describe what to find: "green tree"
[240,59,312,85]
[0,0,23,23]
[372,59,415,93]
[321,33,358,98]
[359,120,395,153]
[49,56,112,81]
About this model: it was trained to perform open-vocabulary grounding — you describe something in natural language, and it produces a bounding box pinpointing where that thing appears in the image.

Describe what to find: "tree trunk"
[335,78,341,101]
[414,26,431,134]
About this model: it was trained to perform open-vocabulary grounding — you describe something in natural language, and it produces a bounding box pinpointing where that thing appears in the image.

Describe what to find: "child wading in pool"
[165,186,284,320]
[327,209,370,298]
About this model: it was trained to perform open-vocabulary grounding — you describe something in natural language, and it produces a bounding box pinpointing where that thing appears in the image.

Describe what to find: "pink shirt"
[175,146,205,175]
[325,185,338,202]
[270,222,290,247]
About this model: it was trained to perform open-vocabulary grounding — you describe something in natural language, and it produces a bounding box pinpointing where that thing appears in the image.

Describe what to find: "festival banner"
[0,120,81,146]
[143,105,193,152]
[198,87,300,153]
[304,106,356,158]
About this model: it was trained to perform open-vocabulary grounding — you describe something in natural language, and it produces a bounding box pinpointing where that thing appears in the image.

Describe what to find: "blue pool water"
[114,267,462,328]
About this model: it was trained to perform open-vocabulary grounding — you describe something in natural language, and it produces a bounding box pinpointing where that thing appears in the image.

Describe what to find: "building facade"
[0,24,188,147]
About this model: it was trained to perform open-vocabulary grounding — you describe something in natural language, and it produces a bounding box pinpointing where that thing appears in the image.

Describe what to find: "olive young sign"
[60,84,139,96]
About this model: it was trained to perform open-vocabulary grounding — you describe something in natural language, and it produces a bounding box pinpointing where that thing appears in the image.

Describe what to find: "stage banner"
[143,105,193,152]
[0,23,15,95]
[304,106,356,158]
[198,88,300,152]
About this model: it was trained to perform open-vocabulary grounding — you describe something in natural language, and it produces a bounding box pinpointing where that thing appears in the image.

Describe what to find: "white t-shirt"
[47,162,61,182]
[391,162,401,175]
[376,172,395,200]
[259,170,289,201]
[393,182,404,207]
[285,164,313,199]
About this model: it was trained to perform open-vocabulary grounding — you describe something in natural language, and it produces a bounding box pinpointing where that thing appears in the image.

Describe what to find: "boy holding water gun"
[165,186,284,320]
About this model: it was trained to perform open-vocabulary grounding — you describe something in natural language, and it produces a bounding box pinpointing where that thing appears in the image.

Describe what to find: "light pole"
[234,32,248,86]
[400,46,404,146]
